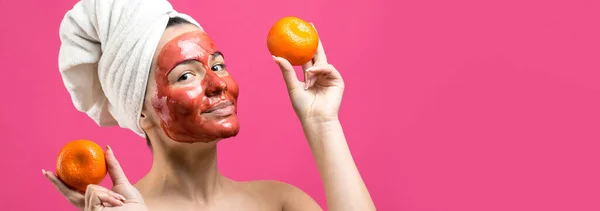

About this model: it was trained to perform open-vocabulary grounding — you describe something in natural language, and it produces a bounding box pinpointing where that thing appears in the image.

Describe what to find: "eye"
[211,64,226,71]
[177,72,194,82]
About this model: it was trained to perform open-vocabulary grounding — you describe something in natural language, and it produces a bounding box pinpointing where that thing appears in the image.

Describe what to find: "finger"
[305,71,320,90]
[85,184,127,202]
[310,23,327,65]
[308,74,318,88]
[304,65,321,89]
[85,185,125,209]
[304,75,311,90]
[313,39,327,65]
[306,64,340,80]
[105,145,130,186]
[97,193,125,207]
[302,61,313,84]
[85,186,106,211]
[85,185,100,210]
[305,64,342,89]
[301,60,314,72]
[43,169,85,206]
[301,56,318,84]
[273,56,302,92]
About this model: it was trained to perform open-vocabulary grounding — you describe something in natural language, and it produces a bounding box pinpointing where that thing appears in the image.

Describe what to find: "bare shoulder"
[243,180,297,192]
[241,180,323,211]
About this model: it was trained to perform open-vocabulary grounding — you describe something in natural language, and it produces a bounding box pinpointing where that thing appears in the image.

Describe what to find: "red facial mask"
[152,31,240,143]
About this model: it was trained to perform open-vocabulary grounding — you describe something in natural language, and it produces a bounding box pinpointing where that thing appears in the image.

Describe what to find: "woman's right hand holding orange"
[43,146,148,211]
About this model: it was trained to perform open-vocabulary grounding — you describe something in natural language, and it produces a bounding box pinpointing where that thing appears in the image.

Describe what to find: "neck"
[142,138,229,201]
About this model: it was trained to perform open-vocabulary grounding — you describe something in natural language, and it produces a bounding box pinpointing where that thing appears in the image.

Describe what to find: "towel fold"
[58,0,201,137]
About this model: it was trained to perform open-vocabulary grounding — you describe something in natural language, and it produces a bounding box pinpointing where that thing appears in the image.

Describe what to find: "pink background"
[1,0,599,210]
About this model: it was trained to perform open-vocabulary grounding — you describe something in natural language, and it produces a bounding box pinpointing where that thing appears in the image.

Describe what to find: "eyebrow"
[169,51,225,71]
[211,51,224,60]
[175,59,197,67]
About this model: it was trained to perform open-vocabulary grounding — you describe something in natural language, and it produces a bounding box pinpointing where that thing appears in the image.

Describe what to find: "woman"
[44,0,375,210]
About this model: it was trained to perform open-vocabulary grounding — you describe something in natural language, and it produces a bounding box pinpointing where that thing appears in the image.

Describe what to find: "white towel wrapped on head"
[58,0,201,137]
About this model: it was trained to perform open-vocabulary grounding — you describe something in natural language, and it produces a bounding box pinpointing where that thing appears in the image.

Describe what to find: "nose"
[204,73,227,97]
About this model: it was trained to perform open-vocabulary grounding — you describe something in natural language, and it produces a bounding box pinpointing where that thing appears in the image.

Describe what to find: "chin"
[168,116,240,143]
[210,120,240,140]
[214,114,240,137]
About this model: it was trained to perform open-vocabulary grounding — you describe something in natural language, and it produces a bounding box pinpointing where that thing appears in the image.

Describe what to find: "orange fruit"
[56,139,107,193]
[267,16,319,66]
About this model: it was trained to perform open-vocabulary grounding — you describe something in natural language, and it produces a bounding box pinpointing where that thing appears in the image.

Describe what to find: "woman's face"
[143,24,240,143]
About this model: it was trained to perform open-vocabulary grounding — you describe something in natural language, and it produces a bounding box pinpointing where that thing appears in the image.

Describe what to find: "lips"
[204,101,234,114]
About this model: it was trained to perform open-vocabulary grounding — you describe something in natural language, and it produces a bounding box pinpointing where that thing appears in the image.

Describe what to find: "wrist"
[300,115,340,126]
[300,116,347,153]
[300,117,342,139]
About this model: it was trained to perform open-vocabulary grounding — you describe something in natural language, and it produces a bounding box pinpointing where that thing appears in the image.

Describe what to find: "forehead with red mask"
[152,31,240,143]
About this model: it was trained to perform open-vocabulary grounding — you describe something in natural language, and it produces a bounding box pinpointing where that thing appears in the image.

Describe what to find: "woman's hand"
[273,24,376,211]
[273,24,344,124]
[43,146,148,211]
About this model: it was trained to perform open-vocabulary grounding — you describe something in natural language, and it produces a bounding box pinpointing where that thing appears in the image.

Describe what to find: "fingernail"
[272,56,281,65]
[42,169,47,177]
[116,193,126,201]
[106,145,112,153]
[304,79,310,90]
